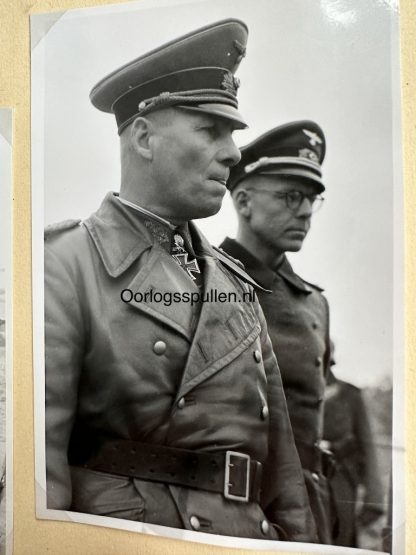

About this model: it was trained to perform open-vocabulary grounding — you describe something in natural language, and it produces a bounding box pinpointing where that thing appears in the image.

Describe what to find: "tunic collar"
[219,237,314,294]
[118,196,177,230]
[83,192,214,278]
[118,196,198,258]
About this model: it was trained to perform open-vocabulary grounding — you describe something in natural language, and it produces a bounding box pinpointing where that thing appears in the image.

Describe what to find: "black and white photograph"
[0,107,13,555]
[31,1,404,553]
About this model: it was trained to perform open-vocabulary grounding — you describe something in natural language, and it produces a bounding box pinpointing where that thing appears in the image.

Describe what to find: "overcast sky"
[31,0,402,387]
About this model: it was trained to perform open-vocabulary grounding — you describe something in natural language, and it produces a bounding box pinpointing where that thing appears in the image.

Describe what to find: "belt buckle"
[224,450,250,502]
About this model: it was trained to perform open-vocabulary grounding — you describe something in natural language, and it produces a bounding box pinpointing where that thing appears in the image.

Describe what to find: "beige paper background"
[0,0,414,553]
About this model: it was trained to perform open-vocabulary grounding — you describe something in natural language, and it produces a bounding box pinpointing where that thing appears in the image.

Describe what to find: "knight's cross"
[172,253,201,280]
[302,129,323,146]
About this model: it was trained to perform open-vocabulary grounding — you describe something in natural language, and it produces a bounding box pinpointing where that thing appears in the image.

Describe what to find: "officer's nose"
[218,133,241,168]
[296,197,314,218]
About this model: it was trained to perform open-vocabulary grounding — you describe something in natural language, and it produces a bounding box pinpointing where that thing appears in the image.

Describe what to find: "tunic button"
[153,340,166,355]
[261,405,269,420]
[315,356,322,367]
[253,350,262,363]
[190,515,200,530]
[312,322,319,329]
[312,472,320,483]
[177,397,185,409]
[260,519,270,535]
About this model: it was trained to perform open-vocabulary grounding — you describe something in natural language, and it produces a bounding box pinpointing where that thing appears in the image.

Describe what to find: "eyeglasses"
[245,189,325,213]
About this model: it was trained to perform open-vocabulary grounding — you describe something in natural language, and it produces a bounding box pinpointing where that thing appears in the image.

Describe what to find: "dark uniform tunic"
[44,193,317,542]
[323,373,385,547]
[220,237,332,543]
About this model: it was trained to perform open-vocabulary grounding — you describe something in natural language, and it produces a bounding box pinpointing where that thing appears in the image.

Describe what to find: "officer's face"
[151,109,241,222]
[242,175,319,255]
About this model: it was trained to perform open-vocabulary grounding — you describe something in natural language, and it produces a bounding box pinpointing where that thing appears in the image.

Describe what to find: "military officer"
[45,21,316,542]
[323,366,385,547]
[221,121,334,543]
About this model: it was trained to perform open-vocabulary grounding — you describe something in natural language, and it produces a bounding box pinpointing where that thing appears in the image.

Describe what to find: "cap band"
[235,155,325,192]
[113,67,240,133]
[244,156,322,176]
[259,168,324,188]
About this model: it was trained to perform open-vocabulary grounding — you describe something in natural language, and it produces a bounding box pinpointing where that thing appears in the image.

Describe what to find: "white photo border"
[31,1,404,553]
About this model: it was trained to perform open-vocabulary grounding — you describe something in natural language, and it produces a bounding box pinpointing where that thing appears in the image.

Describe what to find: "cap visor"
[179,104,248,129]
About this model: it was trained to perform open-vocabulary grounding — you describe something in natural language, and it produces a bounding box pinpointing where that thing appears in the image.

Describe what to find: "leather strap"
[77,439,263,503]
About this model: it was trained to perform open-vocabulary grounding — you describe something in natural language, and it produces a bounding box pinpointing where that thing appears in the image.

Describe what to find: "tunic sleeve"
[45,240,85,509]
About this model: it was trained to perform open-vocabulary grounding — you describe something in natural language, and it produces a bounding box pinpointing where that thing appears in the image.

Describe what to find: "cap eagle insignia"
[302,129,323,146]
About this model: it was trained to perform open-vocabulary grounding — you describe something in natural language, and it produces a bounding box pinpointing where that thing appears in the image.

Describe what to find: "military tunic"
[45,193,316,542]
[220,237,333,543]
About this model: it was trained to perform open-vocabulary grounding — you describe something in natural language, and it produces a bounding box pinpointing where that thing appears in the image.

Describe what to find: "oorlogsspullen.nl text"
[120,288,256,307]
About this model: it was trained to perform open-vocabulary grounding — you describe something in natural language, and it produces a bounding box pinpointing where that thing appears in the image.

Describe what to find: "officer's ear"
[130,117,154,160]
[233,188,251,218]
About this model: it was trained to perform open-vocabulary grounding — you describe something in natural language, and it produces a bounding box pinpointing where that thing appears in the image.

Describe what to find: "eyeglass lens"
[286,191,324,212]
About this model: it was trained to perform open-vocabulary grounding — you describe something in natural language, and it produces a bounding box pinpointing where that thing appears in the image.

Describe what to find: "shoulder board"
[44,219,81,239]
[212,246,271,293]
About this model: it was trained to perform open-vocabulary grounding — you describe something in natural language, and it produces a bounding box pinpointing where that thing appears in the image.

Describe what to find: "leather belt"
[77,439,263,503]
[296,441,335,479]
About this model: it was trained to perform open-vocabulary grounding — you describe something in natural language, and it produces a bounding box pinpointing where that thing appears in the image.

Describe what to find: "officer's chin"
[283,239,305,253]
[192,199,224,220]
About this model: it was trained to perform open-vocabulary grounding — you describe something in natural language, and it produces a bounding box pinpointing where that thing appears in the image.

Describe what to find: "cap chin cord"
[117,89,238,134]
